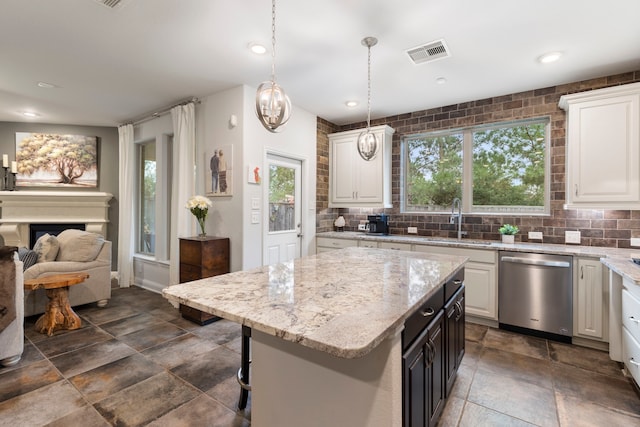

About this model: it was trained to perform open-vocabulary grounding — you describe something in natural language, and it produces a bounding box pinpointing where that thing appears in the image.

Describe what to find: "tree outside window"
[404,119,548,214]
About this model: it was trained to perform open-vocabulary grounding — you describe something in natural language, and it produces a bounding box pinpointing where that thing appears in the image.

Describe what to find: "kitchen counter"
[163,246,467,358]
[163,247,467,427]
[318,231,640,259]
[600,258,640,285]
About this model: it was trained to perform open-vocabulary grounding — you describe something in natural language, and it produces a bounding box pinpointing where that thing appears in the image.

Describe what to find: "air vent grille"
[406,39,451,64]
[96,0,125,8]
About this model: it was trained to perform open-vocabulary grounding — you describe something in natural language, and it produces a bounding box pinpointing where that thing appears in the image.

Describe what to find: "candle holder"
[1,166,7,191]
[9,172,16,191]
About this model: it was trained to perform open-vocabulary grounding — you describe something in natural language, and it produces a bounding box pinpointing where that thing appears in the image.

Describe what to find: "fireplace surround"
[0,191,113,248]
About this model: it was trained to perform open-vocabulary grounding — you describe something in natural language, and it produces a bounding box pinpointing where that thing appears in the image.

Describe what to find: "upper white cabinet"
[559,82,640,209]
[329,125,395,208]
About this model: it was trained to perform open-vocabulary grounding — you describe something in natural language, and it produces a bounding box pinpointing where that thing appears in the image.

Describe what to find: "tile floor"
[0,285,638,426]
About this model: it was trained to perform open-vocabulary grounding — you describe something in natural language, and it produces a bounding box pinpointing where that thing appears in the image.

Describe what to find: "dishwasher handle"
[500,256,571,268]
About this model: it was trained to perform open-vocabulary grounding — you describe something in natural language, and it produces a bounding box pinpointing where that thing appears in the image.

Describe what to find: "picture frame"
[205,144,233,196]
[15,132,98,188]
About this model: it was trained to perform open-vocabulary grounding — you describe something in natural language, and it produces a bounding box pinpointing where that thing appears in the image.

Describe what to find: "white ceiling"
[1,0,639,127]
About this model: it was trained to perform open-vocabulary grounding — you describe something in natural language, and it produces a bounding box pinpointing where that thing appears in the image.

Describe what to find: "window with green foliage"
[403,118,549,214]
[138,143,156,254]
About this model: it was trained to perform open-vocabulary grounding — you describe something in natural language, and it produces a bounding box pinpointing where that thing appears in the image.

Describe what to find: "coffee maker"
[367,214,389,235]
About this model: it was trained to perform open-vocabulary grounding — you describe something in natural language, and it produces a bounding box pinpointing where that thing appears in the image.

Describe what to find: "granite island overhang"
[163,247,468,426]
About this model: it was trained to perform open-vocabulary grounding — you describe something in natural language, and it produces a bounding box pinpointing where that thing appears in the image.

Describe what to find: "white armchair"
[23,230,112,317]
[0,247,23,367]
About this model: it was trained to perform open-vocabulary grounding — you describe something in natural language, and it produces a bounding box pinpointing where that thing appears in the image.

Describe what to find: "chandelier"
[357,36,379,161]
[255,0,291,132]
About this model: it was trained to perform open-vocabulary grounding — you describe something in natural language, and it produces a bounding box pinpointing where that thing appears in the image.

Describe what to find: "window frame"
[135,134,173,260]
[401,117,551,215]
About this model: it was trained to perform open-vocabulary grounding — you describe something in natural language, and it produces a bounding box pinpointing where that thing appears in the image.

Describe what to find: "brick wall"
[316,71,640,248]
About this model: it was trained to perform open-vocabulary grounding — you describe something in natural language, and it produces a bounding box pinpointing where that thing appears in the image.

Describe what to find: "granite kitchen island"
[163,247,467,427]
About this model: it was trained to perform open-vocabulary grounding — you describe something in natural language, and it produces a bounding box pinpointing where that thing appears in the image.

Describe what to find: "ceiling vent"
[406,39,451,64]
[95,0,126,9]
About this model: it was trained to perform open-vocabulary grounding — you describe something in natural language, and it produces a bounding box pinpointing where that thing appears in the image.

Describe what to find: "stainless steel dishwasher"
[499,251,573,343]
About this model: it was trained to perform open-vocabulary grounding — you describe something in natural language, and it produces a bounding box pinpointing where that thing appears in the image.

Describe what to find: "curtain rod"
[121,97,201,127]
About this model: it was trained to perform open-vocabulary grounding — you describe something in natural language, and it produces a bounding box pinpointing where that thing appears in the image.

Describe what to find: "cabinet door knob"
[421,307,435,317]
[629,358,640,367]
[630,316,640,324]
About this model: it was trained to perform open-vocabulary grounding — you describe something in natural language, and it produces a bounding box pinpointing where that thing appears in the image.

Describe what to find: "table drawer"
[622,327,640,384]
[623,289,640,343]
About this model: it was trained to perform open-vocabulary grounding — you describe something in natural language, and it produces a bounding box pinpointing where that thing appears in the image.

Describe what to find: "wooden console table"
[179,236,230,325]
[24,272,89,336]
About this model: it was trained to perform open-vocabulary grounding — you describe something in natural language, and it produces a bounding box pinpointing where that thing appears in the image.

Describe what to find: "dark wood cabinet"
[445,285,465,397]
[179,236,230,325]
[403,271,464,427]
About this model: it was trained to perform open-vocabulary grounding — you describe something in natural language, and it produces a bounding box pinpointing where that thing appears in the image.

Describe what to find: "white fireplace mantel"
[0,191,113,247]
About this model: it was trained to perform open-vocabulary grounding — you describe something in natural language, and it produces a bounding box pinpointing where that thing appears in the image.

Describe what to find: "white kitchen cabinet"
[413,245,498,321]
[329,125,395,208]
[622,282,640,384]
[378,241,411,251]
[316,237,358,253]
[559,82,640,209]
[574,257,609,342]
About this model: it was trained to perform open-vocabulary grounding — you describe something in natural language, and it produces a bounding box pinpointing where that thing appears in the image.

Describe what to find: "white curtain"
[117,124,135,288]
[169,102,196,285]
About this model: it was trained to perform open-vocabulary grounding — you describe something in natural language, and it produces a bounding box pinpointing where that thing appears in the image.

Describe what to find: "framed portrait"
[15,132,98,188]
[205,144,233,196]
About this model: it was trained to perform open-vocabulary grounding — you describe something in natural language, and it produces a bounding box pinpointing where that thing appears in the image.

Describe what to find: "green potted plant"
[499,224,519,244]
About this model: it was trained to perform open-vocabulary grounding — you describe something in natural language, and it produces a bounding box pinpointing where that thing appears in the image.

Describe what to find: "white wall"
[197,85,317,271]
[240,85,317,270]
[128,84,317,289]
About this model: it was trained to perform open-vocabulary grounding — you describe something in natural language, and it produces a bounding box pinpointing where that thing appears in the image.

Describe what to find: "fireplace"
[0,191,113,248]
[29,223,86,248]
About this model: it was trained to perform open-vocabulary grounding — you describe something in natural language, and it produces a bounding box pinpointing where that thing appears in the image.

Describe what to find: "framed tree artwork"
[205,144,233,196]
[15,132,98,188]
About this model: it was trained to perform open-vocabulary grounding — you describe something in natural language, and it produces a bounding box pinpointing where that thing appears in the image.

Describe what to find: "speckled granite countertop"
[318,231,640,258]
[163,247,467,359]
[318,231,640,285]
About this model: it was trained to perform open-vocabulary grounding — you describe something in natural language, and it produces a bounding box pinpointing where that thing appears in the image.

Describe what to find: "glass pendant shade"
[256,80,291,132]
[357,130,378,161]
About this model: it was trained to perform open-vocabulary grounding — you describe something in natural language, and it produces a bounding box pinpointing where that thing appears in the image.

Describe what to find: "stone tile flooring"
[0,286,638,426]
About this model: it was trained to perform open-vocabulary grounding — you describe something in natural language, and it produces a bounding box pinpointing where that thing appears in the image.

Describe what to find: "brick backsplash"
[316,71,640,248]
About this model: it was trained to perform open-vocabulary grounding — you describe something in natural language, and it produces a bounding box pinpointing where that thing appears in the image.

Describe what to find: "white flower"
[185,195,212,210]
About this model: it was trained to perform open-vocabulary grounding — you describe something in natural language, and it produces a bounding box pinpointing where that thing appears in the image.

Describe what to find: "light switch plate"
[358,224,367,231]
[528,231,543,240]
[565,230,581,244]
[251,198,260,210]
[408,227,418,234]
[631,238,640,247]
[251,211,260,224]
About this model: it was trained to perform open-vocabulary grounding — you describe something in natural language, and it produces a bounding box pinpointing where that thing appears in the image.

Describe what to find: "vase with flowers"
[186,195,212,237]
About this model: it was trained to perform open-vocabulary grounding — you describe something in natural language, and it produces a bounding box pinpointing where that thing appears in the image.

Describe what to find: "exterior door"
[264,154,302,266]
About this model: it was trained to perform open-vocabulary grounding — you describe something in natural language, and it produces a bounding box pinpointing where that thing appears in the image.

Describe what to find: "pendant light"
[357,36,378,161]
[256,0,291,132]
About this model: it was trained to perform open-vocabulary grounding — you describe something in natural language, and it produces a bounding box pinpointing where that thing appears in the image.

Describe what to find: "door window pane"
[139,143,156,254]
[269,164,295,232]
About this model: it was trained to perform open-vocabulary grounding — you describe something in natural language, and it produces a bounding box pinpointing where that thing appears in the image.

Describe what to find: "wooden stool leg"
[34,287,81,336]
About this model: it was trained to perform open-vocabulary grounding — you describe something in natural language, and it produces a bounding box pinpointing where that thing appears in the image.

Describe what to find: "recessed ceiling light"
[37,81,57,88]
[248,42,267,55]
[23,111,39,118]
[538,51,562,64]
[435,77,447,85]
[345,100,358,108]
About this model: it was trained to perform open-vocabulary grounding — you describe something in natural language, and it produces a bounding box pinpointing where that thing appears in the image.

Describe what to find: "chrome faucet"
[451,197,463,240]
